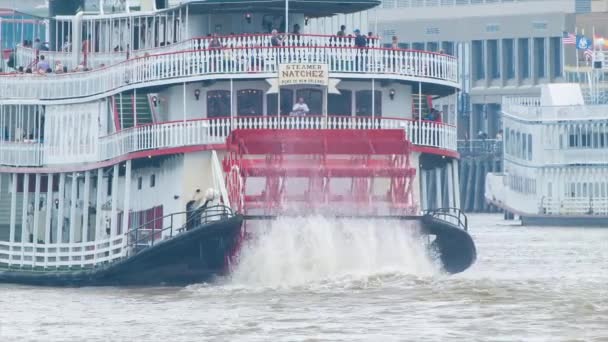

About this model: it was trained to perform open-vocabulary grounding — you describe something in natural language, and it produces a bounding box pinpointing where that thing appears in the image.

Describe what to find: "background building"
[374,0,608,140]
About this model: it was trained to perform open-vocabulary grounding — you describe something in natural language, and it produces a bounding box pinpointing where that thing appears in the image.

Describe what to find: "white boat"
[486,83,608,226]
[0,0,475,285]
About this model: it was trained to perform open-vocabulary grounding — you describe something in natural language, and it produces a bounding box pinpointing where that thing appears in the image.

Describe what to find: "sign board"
[278,64,329,86]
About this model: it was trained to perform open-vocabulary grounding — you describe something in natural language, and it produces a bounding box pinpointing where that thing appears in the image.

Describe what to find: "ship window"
[504,128,510,155]
[527,134,532,160]
[328,90,352,116]
[547,182,552,197]
[206,90,231,118]
[522,133,527,159]
[602,183,607,197]
[296,89,323,115]
[137,177,142,190]
[150,174,156,188]
[355,90,382,117]
[267,89,293,116]
[237,89,263,116]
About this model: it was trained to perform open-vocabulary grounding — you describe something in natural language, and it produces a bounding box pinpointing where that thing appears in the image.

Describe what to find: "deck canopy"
[183,0,381,17]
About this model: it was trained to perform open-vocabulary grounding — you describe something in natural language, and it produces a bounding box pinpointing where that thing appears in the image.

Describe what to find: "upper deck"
[2,35,457,102]
[501,84,608,167]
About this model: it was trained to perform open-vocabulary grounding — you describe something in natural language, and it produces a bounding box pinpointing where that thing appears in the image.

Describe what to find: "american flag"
[584,48,594,61]
[562,31,576,45]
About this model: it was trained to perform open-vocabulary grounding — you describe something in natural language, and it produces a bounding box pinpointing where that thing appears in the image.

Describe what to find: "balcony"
[14,34,383,71]
[0,116,457,167]
[502,96,608,121]
[2,45,458,100]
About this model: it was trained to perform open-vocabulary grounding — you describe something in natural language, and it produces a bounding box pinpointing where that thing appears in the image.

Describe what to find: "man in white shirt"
[291,97,310,116]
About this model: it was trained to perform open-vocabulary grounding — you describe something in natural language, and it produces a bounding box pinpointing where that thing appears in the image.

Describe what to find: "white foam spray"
[229,216,440,288]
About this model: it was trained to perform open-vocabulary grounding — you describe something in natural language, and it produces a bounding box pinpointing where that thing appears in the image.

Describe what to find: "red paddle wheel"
[223,129,418,217]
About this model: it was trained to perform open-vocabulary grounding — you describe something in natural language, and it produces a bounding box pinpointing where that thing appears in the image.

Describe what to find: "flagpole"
[576,27,580,75]
[561,29,566,78]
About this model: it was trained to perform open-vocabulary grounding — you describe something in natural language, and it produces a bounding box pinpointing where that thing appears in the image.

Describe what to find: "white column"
[44,174,53,244]
[9,173,17,244]
[435,168,443,209]
[69,172,77,244]
[122,160,132,240]
[453,160,461,210]
[446,162,454,209]
[57,173,65,243]
[95,168,103,240]
[83,171,91,243]
[21,174,30,244]
[33,174,41,245]
[110,164,119,237]
[420,170,428,211]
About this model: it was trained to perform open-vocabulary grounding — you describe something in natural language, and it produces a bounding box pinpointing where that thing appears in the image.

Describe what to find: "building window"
[441,41,454,55]
[355,90,382,117]
[412,42,424,51]
[518,38,530,79]
[550,37,562,78]
[503,39,515,79]
[237,89,263,116]
[296,88,323,115]
[427,42,439,52]
[150,174,156,188]
[328,90,352,116]
[534,37,546,78]
[207,90,231,118]
[472,40,485,80]
[488,40,500,79]
[137,177,142,190]
[267,89,293,116]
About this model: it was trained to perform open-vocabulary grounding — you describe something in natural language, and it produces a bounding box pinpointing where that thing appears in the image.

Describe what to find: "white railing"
[503,103,608,121]
[0,235,125,269]
[486,173,608,216]
[14,34,383,71]
[99,116,456,160]
[502,96,541,107]
[0,116,456,167]
[1,46,457,100]
[0,142,43,166]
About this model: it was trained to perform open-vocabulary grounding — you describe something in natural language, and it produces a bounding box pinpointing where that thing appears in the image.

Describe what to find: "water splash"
[229,216,440,288]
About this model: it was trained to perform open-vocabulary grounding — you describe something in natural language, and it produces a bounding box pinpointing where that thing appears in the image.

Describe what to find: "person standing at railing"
[82,35,91,68]
[354,29,367,71]
[291,97,310,116]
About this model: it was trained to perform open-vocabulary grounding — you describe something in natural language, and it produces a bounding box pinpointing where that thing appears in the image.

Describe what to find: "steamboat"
[486,83,608,226]
[0,0,475,286]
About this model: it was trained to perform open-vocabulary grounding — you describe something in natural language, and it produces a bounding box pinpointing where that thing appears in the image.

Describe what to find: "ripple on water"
[0,214,607,342]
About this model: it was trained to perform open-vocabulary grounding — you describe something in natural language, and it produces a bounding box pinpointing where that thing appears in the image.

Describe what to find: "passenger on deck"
[37,55,49,72]
[336,25,346,37]
[291,97,310,116]
[391,36,399,49]
[209,33,222,49]
[271,30,284,46]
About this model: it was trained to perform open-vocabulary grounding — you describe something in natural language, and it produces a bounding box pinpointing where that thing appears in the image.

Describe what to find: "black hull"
[0,215,243,286]
[421,215,477,274]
